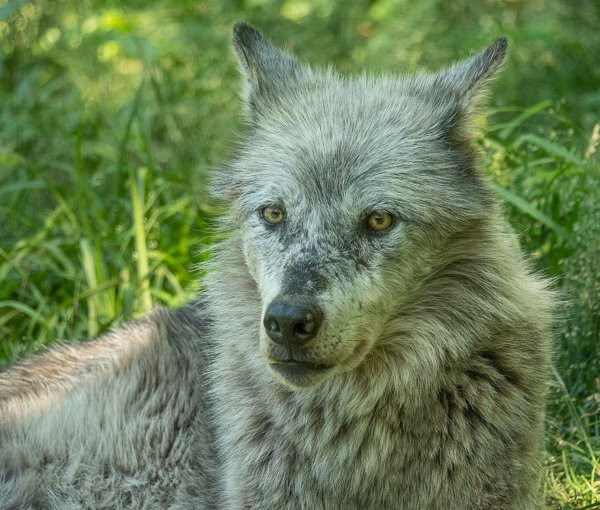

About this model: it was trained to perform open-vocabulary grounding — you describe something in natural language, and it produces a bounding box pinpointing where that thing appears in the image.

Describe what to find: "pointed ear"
[232,23,309,117]
[436,37,508,105]
[428,37,508,146]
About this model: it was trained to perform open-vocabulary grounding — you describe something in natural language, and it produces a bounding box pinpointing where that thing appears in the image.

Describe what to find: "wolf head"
[213,23,507,389]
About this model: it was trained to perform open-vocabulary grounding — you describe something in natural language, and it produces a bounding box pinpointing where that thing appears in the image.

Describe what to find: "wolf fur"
[0,23,552,509]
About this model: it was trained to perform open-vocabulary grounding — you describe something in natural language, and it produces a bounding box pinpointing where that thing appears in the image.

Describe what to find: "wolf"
[0,23,552,509]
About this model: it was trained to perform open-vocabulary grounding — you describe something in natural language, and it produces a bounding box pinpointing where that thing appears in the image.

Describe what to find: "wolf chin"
[0,23,552,509]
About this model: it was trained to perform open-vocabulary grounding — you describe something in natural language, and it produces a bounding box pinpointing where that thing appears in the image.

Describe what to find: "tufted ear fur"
[436,37,508,104]
[232,22,310,118]
[429,37,508,141]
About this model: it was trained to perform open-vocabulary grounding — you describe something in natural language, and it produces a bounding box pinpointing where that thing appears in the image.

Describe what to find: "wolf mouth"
[268,359,333,387]
[269,359,332,370]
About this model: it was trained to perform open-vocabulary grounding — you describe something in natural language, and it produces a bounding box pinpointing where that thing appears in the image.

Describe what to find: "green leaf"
[498,100,553,139]
[0,180,45,196]
[0,300,47,325]
[515,134,584,166]
[490,183,571,239]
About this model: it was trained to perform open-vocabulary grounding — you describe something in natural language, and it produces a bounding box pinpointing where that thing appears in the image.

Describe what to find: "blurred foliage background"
[0,0,598,507]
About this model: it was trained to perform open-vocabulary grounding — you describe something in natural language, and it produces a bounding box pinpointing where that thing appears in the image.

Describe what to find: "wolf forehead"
[217,24,507,222]
[249,75,461,171]
[225,79,490,222]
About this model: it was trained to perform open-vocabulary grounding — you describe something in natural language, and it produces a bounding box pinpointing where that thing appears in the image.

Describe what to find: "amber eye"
[261,205,285,225]
[367,211,393,231]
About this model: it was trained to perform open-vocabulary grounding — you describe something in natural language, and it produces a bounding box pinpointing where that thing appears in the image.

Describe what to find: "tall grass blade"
[80,239,99,337]
[0,300,46,325]
[490,183,571,239]
[498,100,553,139]
[130,167,152,312]
[515,134,584,166]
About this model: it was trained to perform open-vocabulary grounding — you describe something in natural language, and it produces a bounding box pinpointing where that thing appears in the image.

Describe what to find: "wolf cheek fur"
[0,23,552,509]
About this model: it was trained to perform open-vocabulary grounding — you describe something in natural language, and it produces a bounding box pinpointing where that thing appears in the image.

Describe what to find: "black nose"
[263,296,323,347]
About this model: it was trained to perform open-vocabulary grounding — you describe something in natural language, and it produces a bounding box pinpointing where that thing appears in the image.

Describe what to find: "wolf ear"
[232,22,309,117]
[436,37,508,105]
[429,37,507,145]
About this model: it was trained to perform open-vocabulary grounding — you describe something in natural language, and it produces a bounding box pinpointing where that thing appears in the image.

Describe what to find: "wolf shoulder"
[0,299,211,421]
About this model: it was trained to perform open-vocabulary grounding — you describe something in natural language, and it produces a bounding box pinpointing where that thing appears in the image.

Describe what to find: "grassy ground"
[0,1,598,507]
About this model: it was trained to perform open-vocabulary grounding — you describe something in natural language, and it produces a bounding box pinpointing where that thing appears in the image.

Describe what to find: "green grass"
[0,1,598,507]
[484,104,599,508]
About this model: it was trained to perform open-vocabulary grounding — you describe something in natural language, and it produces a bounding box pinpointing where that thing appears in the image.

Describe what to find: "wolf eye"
[367,211,393,232]
[261,205,285,225]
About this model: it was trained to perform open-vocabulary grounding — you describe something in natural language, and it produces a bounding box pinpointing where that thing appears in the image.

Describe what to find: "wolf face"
[214,24,507,389]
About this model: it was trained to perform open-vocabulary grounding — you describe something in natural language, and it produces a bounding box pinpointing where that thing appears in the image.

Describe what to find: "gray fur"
[0,24,552,509]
